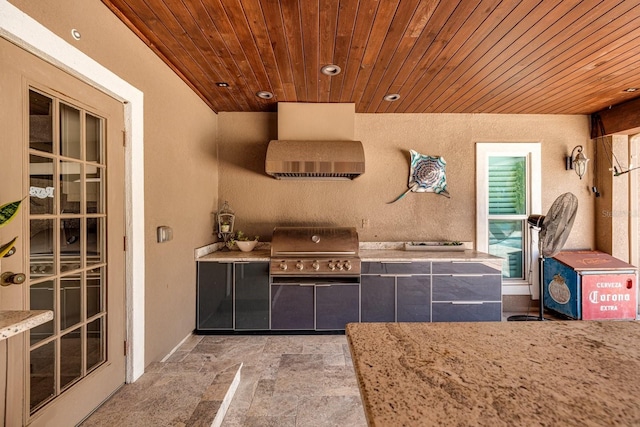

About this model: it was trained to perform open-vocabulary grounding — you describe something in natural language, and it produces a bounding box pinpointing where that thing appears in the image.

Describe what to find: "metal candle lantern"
[216,201,235,249]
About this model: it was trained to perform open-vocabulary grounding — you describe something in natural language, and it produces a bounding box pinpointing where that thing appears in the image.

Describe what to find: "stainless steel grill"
[270,227,361,276]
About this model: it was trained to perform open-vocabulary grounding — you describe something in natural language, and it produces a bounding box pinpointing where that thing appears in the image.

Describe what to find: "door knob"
[1,272,26,286]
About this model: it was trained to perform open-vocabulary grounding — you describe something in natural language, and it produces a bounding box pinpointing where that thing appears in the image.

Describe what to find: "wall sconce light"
[565,145,589,179]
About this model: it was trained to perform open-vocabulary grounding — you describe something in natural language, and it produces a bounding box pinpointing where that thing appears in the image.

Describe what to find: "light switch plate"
[157,226,173,243]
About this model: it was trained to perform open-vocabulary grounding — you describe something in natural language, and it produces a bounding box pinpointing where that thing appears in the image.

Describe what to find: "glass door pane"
[60,103,81,159]
[30,341,56,411]
[29,154,55,214]
[30,280,55,345]
[85,113,103,163]
[29,90,53,153]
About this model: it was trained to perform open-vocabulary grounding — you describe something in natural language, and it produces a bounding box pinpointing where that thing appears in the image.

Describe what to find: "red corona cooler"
[581,274,636,320]
[544,251,638,320]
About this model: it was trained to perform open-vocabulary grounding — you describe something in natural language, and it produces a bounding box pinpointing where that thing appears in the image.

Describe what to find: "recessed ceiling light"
[256,91,273,99]
[321,65,342,76]
[71,29,81,40]
[624,88,638,93]
[383,93,401,102]
[216,82,229,87]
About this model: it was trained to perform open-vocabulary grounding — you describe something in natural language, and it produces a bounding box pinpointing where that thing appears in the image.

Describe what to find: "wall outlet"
[361,218,369,228]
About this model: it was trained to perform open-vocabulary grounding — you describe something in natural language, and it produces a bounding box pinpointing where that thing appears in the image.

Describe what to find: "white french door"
[0,38,126,426]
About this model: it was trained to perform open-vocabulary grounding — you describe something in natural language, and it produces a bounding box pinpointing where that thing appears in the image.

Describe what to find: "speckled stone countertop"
[358,249,500,263]
[346,321,640,427]
[0,310,53,340]
[196,242,501,263]
[196,249,271,262]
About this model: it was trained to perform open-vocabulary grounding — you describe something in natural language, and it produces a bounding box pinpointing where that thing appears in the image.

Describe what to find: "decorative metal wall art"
[388,150,450,204]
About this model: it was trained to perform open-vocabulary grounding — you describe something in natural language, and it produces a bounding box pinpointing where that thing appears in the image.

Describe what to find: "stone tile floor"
[82,334,367,427]
[82,310,553,426]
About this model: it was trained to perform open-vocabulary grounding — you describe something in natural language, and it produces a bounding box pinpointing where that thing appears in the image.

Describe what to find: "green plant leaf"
[0,236,18,258]
[0,200,22,227]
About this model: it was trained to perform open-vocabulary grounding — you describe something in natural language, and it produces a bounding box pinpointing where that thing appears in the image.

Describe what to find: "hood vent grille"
[273,171,362,180]
[265,140,365,180]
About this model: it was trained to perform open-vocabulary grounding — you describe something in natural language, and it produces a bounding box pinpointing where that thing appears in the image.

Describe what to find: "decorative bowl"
[236,240,258,252]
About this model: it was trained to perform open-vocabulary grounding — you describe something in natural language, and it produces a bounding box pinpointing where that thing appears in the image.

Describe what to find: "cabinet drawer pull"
[450,301,484,305]
[449,274,484,277]
[235,261,250,264]
[381,261,412,264]
[298,284,316,287]
[378,274,414,278]
[315,284,331,287]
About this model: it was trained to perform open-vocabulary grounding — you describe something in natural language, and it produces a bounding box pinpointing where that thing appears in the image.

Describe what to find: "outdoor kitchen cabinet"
[270,282,360,331]
[361,275,395,322]
[197,262,233,330]
[361,262,431,322]
[270,284,315,330]
[431,261,502,322]
[315,283,360,330]
[361,260,501,322]
[397,275,432,322]
[235,262,270,330]
[196,261,270,331]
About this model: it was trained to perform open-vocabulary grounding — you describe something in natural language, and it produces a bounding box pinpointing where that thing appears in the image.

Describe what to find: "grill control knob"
[344,261,352,271]
[336,262,344,271]
[312,261,320,271]
[279,262,288,271]
[296,261,304,270]
[328,262,336,271]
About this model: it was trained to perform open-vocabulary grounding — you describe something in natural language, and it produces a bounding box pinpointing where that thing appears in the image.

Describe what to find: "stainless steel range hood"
[265,140,365,180]
[265,102,365,180]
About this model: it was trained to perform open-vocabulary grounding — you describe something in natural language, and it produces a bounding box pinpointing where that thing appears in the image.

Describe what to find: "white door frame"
[0,0,145,382]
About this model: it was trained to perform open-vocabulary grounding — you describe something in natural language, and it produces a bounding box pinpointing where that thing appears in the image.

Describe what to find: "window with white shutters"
[476,143,541,295]
[488,156,526,279]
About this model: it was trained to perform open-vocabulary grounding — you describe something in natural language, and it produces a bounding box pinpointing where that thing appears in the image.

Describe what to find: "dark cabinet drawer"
[432,275,501,302]
[432,261,501,275]
[362,262,430,275]
[432,302,501,322]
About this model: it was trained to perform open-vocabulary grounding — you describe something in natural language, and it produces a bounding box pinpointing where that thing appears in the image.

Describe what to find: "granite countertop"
[346,321,640,426]
[197,249,271,262]
[196,242,501,263]
[0,310,53,341]
[358,248,500,263]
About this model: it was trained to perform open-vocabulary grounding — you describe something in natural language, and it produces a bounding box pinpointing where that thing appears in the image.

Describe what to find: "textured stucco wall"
[218,112,595,251]
[11,0,219,364]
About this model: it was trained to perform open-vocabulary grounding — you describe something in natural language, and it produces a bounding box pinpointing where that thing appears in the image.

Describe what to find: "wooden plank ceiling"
[101,0,640,114]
